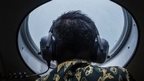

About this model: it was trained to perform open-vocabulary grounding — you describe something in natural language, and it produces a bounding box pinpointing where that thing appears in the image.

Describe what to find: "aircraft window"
[18,0,138,75]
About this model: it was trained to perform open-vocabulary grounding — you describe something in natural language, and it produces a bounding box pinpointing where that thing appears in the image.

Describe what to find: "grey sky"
[28,0,124,52]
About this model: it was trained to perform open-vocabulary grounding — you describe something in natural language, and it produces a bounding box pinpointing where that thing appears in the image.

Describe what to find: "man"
[37,11,135,81]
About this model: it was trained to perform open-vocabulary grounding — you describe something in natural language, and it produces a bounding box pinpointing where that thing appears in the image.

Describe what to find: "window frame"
[20,8,132,63]
[17,1,138,75]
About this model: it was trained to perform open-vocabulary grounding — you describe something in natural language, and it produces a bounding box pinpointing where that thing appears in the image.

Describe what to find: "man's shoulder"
[89,65,130,81]
[70,63,130,81]
[36,61,131,81]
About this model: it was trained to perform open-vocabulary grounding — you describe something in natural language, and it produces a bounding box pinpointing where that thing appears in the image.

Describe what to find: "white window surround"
[17,0,138,76]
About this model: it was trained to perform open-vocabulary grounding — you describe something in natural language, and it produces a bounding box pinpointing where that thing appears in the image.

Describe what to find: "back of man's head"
[51,11,98,63]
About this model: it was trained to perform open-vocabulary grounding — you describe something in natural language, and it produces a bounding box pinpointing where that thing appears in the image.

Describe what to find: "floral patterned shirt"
[36,60,133,81]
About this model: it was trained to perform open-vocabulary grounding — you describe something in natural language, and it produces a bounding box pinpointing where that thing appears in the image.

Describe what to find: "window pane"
[28,0,124,53]
[18,0,138,74]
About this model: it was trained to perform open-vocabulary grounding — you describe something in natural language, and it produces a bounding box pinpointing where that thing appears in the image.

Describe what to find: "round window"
[18,0,138,76]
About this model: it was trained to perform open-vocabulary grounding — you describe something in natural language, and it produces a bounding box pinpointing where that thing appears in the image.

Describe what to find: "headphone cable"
[0,64,55,80]
[25,67,49,78]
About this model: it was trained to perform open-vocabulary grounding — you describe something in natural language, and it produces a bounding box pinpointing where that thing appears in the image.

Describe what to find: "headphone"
[40,21,109,68]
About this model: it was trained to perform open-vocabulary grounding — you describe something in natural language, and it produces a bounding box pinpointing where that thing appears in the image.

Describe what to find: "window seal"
[20,17,46,63]
[106,8,133,62]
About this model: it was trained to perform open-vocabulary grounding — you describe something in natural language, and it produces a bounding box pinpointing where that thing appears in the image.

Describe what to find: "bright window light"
[18,0,138,75]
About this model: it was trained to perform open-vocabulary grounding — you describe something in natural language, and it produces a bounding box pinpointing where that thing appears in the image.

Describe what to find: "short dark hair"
[51,10,98,63]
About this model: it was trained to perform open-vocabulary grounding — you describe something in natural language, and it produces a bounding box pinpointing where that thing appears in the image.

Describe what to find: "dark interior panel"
[0,0,143,81]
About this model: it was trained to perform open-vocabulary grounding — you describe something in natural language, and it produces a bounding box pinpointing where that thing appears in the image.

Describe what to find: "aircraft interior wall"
[0,0,144,81]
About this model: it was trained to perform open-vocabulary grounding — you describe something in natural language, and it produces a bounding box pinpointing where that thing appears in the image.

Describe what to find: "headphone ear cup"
[96,38,109,63]
[40,36,52,62]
